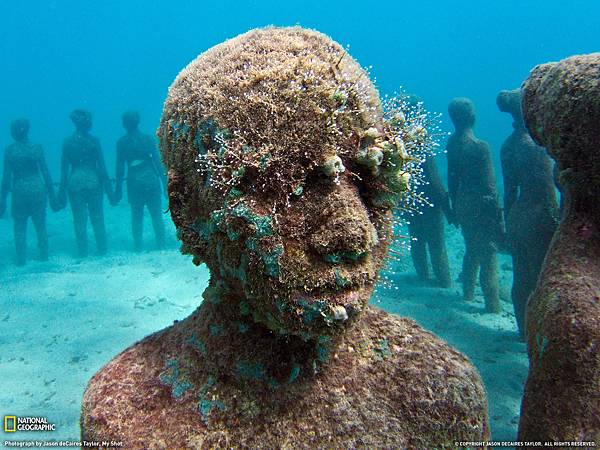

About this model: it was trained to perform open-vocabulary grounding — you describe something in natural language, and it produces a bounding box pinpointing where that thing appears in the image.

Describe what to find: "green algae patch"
[235,361,266,381]
[159,359,193,399]
[186,334,207,356]
[316,336,331,363]
[287,364,301,384]
[209,323,226,337]
[197,375,226,424]
[374,338,392,360]
[298,298,330,325]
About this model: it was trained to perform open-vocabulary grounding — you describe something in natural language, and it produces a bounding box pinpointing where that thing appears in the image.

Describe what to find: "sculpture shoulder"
[142,132,156,146]
[82,310,489,448]
[501,133,520,156]
[89,134,101,149]
[473,137,491,154]
[62,136,74,148]
[81,327,183,446]
[446,135,459,151]
[4,143,18,157]
[4,142,42,160]
[32,143,44,158]
[359,307,482,384]
[62,135,79,151]
[116,134,128,149]
[345,307,489,442]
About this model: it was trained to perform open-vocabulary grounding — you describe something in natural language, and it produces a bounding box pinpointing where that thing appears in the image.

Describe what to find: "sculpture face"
[159,27,428,339]
[70,109,92,132]
[448,97,475,130]
[10,118,29,142]
[122,110,140,132]
[200,131,393,339]
[496,89,523,124]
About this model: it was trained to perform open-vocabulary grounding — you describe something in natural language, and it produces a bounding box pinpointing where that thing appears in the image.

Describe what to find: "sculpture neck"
[559,168,600,229]
[512,114,526,133]
[184,282,347,387]
[455,127,474,138]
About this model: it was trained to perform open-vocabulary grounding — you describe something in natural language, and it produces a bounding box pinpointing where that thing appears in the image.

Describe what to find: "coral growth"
[159,27,440,339]
[81,27,489,448]
[519,53,600,443]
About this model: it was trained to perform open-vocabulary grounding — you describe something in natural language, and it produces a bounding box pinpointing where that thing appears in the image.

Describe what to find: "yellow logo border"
[4,415,17,432]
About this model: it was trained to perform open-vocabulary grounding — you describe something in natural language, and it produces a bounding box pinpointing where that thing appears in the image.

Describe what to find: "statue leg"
[511,251,528,339]
[31,207,49,261]
[461,227,479,301]
[428,217,451,288]
[13,214,27,266]
[89,190,107,255]
[480,243,501,313]
[130,201,144,252]
[69,192,88,257]
[147,195,165,250]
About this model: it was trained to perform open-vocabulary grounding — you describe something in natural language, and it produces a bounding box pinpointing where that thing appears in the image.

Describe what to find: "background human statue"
[408,154,453,287]
[81,27,489,448]
[518,53,600,442]
[404,95,453,288]
[447,97,503,313]
[497,88,558,340]
[0,119,56,265]
[57,109,112,257]
[113,110,165,251]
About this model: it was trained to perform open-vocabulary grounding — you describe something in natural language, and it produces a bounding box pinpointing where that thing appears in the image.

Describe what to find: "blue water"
[1,0,598,445]
[2,0,599,174]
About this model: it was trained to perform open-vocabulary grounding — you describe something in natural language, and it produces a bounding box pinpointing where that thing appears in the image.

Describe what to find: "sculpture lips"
[300,287,361,306]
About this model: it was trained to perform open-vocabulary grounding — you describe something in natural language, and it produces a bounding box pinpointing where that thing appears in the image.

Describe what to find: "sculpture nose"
[309,179,378,263]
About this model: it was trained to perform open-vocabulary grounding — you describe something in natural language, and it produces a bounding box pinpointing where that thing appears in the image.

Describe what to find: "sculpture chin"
[291,285,372,328]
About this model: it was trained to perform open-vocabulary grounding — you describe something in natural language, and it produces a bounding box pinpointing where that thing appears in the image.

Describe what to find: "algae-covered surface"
[0,202,526,443]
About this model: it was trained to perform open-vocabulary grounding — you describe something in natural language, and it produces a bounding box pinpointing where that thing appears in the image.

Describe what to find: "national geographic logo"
[4,416,56,432]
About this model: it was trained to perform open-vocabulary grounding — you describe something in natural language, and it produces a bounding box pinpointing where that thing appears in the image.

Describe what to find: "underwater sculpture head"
[522,57,600,193]
[70,109,92,132]
[10,118,30,142]
[159,27,428,340]
[496,89,524,127]
[448,97,475,131]
[82,27,490,447]
[122,110,140,132]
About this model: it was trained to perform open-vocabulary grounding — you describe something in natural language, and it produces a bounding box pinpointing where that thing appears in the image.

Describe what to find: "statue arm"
[114,141,125,203]
[481,142,499,196]
[500,144,518,219]
[482,142,505,241]
[37,146,57,207]
[426,157,453,221]
[95,139,114,200]
[446,143,459,209]
[0,150,11,216]
[57,143,70,207]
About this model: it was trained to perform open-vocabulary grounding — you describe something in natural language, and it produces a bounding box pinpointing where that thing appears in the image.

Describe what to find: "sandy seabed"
[0,203,527,444]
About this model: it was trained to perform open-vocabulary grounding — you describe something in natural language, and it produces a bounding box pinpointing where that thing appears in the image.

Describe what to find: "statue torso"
[5,142,45,198]
[63,132,102,191]
[82,306,489,449]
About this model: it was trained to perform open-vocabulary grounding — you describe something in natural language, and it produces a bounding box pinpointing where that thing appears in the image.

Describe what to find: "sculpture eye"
[321,155,345,178]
